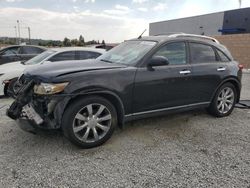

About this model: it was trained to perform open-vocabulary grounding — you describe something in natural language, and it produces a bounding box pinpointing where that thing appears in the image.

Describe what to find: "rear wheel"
[62,96,117,148]
[208,83,237,117]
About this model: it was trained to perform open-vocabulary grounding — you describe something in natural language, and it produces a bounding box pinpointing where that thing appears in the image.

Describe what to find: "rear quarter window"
[217,49,230,62]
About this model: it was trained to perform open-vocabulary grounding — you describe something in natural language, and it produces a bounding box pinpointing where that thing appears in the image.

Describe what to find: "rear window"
[190,43,217,63]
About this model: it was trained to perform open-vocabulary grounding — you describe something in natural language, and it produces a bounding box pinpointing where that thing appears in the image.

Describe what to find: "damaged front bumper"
[6,79,71,133]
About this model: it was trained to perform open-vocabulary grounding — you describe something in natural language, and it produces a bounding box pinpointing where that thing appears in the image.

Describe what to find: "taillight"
[238,64,244,70]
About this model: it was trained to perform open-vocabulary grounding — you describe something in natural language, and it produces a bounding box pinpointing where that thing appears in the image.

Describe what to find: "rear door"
[188,42,229,103]
[133,41,193,113]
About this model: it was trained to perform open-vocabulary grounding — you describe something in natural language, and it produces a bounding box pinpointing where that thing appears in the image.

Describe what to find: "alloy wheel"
[72,103,112,143]
[217,87,235,114]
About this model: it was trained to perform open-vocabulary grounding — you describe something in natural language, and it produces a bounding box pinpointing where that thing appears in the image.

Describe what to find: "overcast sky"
[0,0,250,42]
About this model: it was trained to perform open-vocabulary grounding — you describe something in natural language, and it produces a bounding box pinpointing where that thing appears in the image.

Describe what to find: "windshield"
[97,40,157,65]
[24,50,55,65]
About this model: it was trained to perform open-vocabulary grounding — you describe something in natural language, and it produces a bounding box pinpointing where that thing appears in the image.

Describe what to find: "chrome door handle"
[179,70,191,74]
[217,67,226,72]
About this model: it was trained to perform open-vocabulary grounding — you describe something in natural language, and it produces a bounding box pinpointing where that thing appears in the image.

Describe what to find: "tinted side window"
[217,50,230,62]
[190,43,217,63]
[2,47,19,55]
[78,51,101,60]
[153,42,187,65]
[21,46,44,54]
[49,51,76,62]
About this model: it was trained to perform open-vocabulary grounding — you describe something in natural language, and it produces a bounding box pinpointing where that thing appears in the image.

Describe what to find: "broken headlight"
[34,82,69,95]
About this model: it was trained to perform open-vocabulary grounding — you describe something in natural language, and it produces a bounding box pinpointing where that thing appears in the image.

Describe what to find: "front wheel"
[208,83,237,117]
[62,96,117,148]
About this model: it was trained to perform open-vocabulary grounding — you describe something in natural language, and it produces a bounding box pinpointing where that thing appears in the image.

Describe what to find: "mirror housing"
[20,60,26,65]
[148,56,169,67]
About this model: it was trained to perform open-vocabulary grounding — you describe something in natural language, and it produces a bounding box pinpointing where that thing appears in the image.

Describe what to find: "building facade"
[149,8,250,36]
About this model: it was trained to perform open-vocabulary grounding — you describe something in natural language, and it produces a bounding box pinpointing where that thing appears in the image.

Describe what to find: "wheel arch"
[211,77,241,103]
[54,90,125,129]
[3,77,18,96]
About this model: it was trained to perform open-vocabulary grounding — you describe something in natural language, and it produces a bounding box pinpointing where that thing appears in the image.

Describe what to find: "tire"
[208,83,237,117]
[62,96,117,148]
[7,77,19,98]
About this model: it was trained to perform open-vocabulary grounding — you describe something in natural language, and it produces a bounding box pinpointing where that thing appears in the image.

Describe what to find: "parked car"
[7,34,242,148]
[0,45,46,65]
[0,47,105,97]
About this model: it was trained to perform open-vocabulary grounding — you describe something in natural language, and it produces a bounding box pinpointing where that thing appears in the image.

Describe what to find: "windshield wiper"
[100,59,113,63]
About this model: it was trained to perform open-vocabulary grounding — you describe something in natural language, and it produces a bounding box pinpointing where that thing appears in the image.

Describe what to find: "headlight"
[34,82,69,95]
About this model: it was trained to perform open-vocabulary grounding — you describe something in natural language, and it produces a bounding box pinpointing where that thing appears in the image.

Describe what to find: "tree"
[101,40,105,45]
[63,37,71,46]
[71,39,78,46]
[79,35,85,46]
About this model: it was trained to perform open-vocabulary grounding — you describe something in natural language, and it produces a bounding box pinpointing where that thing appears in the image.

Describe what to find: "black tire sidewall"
[62,96,117,148]
[209,83,237,117]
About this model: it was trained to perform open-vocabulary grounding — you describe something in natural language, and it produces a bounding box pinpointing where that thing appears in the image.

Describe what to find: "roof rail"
[168,33,220,44]
[154,32,185,36]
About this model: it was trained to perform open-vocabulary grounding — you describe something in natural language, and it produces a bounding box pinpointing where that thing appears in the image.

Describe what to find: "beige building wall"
[214,34,250,68]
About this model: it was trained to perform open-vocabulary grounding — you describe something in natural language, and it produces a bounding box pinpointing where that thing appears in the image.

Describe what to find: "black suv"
[0,45,46,65]
[7,34,242,148]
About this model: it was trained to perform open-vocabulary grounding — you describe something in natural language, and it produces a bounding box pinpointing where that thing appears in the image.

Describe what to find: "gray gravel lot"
[0,74,249,188]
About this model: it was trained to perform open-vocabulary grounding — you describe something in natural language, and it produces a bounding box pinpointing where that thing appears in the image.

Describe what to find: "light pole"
[28,27,31,44]
[17,20,21,44]
[14,26,18,44]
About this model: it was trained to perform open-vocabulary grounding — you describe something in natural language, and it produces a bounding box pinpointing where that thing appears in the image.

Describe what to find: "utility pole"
[28,27,31,44]
[17,20,21,44]
[14,26,18,44]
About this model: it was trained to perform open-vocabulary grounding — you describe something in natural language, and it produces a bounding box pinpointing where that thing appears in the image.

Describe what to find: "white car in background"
[0,47,105,97]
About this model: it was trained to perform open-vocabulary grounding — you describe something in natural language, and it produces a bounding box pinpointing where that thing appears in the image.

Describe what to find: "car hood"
[0,61,24,73]
[24,59,127,82]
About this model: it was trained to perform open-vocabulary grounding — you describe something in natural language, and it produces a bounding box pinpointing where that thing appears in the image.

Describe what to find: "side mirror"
[148,56,169,67]
[20,60,26,65]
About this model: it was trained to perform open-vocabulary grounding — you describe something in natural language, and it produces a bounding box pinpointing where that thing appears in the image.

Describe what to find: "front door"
[133,41,193,113]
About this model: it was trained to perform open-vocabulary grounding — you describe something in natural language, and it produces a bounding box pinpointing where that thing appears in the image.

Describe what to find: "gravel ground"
[0,74,249,188]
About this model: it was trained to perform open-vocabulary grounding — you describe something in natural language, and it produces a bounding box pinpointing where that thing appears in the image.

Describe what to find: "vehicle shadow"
[2,108,211,156]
